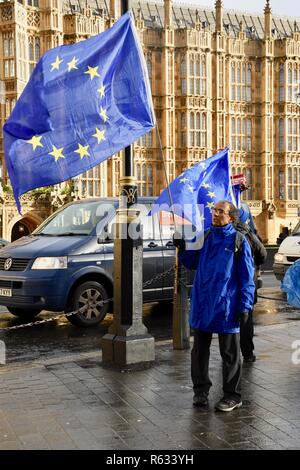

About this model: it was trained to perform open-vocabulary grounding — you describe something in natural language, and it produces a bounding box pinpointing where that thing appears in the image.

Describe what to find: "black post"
[122,1,133,187]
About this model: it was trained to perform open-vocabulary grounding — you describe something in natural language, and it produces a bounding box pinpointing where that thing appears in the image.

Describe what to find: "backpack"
[204,222,267,266]
[233,220,267,266]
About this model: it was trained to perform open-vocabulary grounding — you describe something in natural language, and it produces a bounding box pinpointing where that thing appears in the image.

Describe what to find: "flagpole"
[156,121,189,350]
[102,0,155,368]
[156,127,176,231]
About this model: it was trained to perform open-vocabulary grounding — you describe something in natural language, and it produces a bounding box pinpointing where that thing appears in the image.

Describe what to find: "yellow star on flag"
[179,177,189,183]
[97,84,105,98]
[187,185,194,193]
[51,56,63,71]
[100,107,108,122]
[67,56,79,72]
[27,135,43,151]
[206,201,214,209]
[84,65,100,80]
[74,143,90,160]
[49,145,65,162]
[201,183,210,189]
[207,191,216,199]
[200,162,206,168]
[93,128,106,144]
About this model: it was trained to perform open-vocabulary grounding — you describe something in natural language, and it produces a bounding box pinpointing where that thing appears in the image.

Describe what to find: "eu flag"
[150,148,234,234]
[3,12,155,213]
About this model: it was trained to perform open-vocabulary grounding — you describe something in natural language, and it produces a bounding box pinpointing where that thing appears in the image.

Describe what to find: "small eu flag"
[150,148,234,234]
[3,12,155,213]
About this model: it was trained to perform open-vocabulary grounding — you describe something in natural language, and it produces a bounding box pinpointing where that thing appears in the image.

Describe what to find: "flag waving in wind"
[150,148,234,234]
[3,12,155,213]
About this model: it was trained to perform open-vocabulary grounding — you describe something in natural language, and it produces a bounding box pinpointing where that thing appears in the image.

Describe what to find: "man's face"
[212,202,234,227]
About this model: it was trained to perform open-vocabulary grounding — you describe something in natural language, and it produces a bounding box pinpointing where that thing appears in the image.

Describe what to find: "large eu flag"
[150,148,234,234]
[3,12,155,212]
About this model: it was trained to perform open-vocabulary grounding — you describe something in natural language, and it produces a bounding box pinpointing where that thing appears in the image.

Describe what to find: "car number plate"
[0,288,12,297]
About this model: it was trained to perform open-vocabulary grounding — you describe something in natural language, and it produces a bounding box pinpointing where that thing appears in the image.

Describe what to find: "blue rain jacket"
[179,223,255,333]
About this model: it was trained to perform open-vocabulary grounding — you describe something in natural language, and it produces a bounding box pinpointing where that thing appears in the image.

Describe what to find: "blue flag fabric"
[3,12,155,213]
[232,183,241,208]
[150,148,234,234]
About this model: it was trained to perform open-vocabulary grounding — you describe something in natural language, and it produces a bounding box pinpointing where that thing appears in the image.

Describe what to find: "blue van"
[0,197,191,327]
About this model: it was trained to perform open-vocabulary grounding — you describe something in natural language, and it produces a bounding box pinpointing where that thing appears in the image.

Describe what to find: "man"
[175,200,255,412]
[234,210,267,363]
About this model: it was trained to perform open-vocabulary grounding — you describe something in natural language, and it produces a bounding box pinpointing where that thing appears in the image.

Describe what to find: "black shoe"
[215,397,242,412]
[243,354,256,363]
[193,393,208,407]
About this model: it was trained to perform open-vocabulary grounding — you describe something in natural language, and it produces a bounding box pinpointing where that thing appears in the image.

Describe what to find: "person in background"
[234,183,267,363]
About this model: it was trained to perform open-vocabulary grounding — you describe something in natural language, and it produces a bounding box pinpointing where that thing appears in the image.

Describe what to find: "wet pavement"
[0,274,293,365]
[0,274,300,449]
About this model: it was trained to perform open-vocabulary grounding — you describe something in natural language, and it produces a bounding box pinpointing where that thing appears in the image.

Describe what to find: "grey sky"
[179,1,300,18]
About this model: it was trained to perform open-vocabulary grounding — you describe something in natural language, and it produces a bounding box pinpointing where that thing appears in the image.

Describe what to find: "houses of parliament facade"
[0,0,300,243]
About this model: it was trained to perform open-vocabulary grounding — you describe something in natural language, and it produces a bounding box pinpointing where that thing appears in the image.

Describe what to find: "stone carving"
[1,6,13,22]
[263,200,277,219]
[27,10,40,28]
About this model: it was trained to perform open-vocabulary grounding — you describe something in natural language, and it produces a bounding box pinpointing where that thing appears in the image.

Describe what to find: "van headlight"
[274,253,284,263]
[31,257,68,270]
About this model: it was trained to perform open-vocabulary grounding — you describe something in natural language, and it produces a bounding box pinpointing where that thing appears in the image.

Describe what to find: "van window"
[34,201,117,236]
[104,203,156,240]
[292,221,300,235]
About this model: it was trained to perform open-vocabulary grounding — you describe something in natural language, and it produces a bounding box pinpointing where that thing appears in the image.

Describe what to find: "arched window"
[200,56,206,95]
[279,168,285,199]
[246,64,252,101]
[231,62,235,100]
[279,64,284,102]
[246,168,253,199]
[9,38,14,56]
[200,113,206,147]
[146,56,152,80]
[189,112,194,146]
[29,41,34,61]
[288,167,293,199]
[181,56,187,94]
[196,112,200,146]
[279,119,284,152]
[3,39,9,57]
[288,118,292,151]
[231,117,236,149]
[180,58,186,77]
[35,37,40,61]
[247,119,252,151]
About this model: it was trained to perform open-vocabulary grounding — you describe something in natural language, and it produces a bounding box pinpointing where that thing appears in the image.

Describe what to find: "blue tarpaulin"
[281,260,300,308]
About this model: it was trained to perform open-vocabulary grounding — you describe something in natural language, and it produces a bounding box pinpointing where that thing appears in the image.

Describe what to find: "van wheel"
[66,281,109,327]
[7,308,41,319]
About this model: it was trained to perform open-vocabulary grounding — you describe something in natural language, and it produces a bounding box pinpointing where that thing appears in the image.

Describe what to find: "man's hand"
[173,232,186,251]
[236,311,249,326]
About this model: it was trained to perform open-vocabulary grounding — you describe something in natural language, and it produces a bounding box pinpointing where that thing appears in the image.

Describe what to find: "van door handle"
[165,241,174,247]
[148,241,158,248]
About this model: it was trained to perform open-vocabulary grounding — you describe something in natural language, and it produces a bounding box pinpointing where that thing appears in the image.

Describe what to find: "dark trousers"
[240,310,254,359]
[191,329,242,400]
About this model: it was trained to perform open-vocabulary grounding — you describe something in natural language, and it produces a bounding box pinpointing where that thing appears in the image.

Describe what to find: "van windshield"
[33,201,117,236]
[292,221,300,235]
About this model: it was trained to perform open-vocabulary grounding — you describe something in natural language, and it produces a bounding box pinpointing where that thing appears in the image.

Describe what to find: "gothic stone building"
[0,0,300,243]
